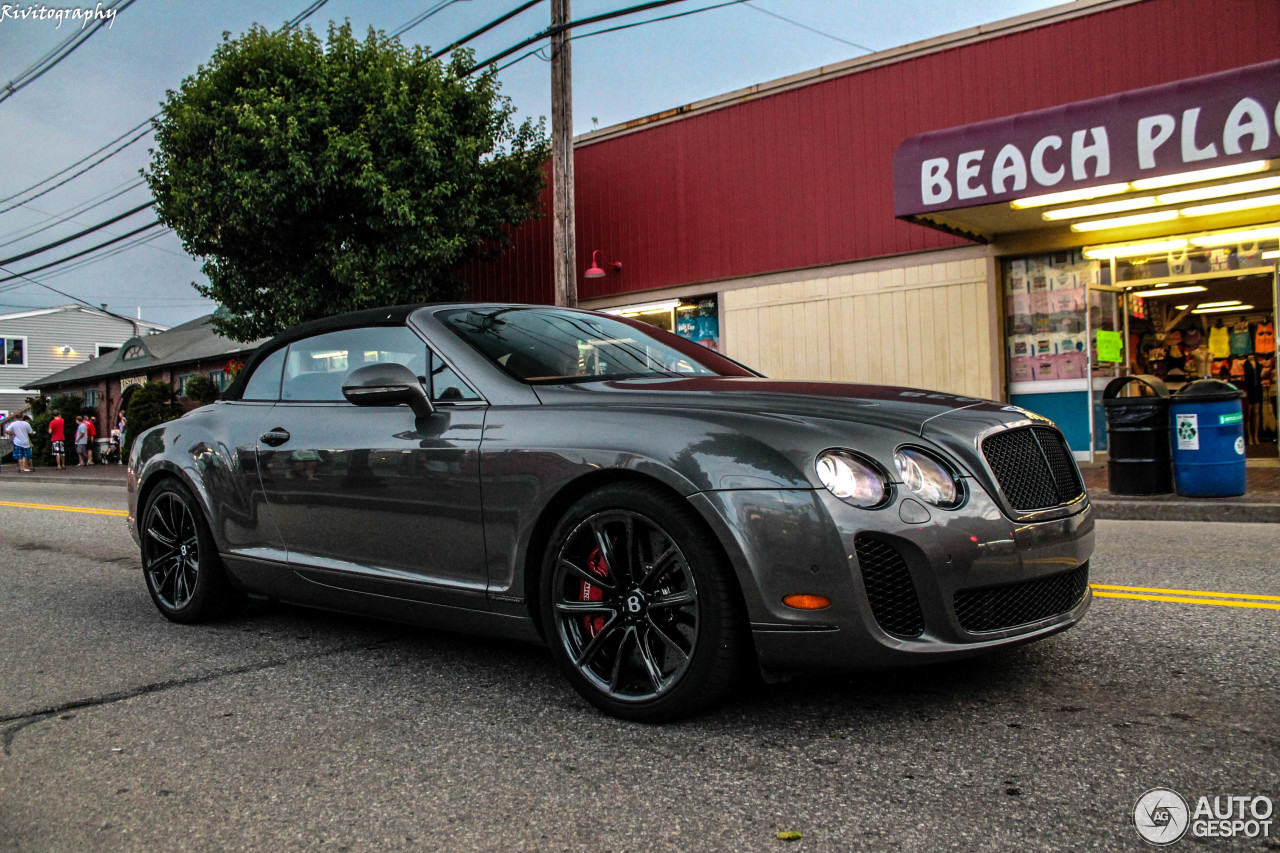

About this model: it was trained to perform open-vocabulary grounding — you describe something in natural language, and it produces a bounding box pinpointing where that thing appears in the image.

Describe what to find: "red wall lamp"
[584,249,622,279]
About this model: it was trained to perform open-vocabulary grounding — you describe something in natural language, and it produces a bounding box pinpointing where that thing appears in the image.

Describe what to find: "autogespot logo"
[1135,788,1190,845]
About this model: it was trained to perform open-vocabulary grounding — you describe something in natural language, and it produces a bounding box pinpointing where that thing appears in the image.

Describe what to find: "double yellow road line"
[0,499,128,517]
[1091,584,1280,611]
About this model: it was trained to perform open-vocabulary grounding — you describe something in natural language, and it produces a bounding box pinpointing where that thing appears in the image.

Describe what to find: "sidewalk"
[5,458,1278,521]
[1,462,129,489]
[1081,461,1280,523]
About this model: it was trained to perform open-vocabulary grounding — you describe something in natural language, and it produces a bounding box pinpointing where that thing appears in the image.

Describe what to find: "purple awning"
[893,59,1280,219]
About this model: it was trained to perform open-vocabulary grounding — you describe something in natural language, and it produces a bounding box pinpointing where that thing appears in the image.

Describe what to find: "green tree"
[146,22,548,342]
[124,382,178,457]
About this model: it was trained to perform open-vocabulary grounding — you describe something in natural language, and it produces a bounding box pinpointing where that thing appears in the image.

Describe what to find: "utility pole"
[550,0,576,307]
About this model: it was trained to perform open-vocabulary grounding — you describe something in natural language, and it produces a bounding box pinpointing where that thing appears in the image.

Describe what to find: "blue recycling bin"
[1169,380,1246,497]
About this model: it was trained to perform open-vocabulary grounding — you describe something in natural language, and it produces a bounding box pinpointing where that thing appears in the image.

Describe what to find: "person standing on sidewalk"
[84,414,97,464]
[48,410,67,470]
[74,415,89,467]
[5,414,35,473]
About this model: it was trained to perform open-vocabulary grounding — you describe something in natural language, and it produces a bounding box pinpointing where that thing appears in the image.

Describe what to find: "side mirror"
[342,363,434,418]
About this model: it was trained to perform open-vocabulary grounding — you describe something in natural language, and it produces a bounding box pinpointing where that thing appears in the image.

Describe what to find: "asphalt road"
[1,479,1277,852]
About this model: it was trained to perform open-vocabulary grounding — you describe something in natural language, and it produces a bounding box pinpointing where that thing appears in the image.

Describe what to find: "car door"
[214,345,290,565]
[254,324,489,609]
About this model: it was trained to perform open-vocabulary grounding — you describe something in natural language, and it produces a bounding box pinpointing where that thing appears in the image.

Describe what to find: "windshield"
[437,307,755,383]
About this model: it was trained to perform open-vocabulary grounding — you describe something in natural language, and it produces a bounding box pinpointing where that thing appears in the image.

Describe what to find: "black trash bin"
[1102,375,1173,495]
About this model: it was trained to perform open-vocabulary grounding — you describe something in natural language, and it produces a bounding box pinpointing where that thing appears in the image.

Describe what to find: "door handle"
[260,428,291,447]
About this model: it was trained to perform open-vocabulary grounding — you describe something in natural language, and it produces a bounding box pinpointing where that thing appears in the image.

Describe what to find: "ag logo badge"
[1134,787,1190,845]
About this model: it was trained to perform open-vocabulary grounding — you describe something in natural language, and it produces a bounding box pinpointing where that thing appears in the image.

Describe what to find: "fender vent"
[854,535,924,639]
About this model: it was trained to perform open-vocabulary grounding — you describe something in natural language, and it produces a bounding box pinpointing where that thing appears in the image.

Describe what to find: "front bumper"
[691,481,1094,676]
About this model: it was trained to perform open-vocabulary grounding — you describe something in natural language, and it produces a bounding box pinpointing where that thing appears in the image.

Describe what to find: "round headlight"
[815,450,889,508]
[893,448,960,507]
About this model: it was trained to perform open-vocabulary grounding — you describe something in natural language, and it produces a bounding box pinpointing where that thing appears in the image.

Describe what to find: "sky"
[0,0,1063,328]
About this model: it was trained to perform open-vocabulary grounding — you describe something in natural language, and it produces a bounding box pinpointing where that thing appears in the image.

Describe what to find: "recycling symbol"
[1177,420,1197,441]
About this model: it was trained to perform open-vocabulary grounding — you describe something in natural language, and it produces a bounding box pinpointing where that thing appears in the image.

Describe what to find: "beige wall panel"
[722,257,996,399]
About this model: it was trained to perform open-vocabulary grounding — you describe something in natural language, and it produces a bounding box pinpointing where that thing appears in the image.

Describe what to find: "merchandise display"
[1004,252,1098,384]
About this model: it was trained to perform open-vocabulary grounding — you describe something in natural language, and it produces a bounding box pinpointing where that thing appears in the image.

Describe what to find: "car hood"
[534,376,1031,436]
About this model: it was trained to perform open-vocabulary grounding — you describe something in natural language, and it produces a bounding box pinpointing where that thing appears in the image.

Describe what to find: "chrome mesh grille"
[854,535,924,638]
[954,562,1090,633]
[982,426,1085,511]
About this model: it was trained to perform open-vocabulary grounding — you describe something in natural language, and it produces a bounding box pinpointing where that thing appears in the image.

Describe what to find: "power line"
[494,0,748,72]
[391,0,461,38]
[468,0,691,72]
[0,0,327,219]
[0,117,154,207]
[0,178,148,248]
[0,262,117,312]
[432,0,544,59]
[35,229,174,282]
[0,0,139,106]
[0,125,153,216]
[743,2,875,53]
[0,202,154,266]
[284,0,330,29]
[0,220,163,285]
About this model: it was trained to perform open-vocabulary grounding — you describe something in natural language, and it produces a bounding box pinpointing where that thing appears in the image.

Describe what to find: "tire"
[540,482,746,722]
[140,479,244,624]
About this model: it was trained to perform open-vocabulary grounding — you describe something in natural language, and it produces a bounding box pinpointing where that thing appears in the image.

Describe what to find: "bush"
[124,382,178,457]
[184,375,218,405]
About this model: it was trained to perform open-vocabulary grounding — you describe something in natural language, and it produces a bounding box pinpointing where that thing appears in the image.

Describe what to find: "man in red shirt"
[48,410,66,470]
[84,415,97,464]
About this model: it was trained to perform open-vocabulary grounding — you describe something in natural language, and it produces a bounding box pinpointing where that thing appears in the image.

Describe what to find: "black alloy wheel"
[141,479,243,623]
[542,482,745,722]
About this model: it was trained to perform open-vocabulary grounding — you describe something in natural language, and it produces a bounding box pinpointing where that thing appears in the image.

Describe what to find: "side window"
[429,351,481,403]
[241,348,287,401]
[282,326,425,402]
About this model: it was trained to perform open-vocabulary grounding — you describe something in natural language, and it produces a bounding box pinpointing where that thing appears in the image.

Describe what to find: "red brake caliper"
[580,545,610,637]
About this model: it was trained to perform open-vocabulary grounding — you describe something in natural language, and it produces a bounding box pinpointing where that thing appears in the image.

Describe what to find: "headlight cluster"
[893,448,961,508]
[814,450,889,508]
[816,447,962,509]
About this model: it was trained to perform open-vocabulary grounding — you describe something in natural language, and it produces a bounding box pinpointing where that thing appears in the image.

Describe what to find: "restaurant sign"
[120,375,148,391]
[894,59,1280,217]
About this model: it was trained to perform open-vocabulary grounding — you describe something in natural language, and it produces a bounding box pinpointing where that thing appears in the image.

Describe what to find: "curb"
[2,472,127,489]
[1091,499,1280,524]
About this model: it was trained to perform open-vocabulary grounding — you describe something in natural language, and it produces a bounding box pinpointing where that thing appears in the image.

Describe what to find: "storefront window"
[605,295,721,352]
[1003,252,1098,386]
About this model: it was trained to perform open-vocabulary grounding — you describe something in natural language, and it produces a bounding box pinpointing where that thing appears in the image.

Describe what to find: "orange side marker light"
[783,594,831,610]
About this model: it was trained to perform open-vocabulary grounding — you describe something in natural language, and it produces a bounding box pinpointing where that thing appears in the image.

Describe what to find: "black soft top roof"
[221,304,424,400]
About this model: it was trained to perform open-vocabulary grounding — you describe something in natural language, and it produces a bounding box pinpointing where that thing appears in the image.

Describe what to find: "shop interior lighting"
[1174,300,1242,310]
[1188,225,1280,247]
[1263,250,1280,259]
[1180,193,1280,218]
[1192,303,1254,314]
[1128,285,1207,298]
[1041,196,1159,221]
[676,304,698,312]
[604,299,679,316]
[1130,160,1271,190]
[1154,175,1280,205]
[1010,183,1131,209]
[1070,210,1180,232]
[1083,239,1189,260]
